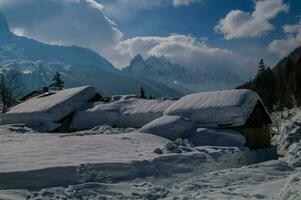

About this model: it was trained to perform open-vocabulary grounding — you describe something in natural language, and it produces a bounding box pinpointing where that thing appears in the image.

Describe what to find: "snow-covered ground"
[0,106,300,199]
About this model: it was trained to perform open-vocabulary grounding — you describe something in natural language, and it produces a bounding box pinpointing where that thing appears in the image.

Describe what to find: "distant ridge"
[0,12,182,98]
[123,54,243,94]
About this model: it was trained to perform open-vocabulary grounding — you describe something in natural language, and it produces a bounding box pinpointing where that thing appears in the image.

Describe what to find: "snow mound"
[140,116,195,140]
[70,98,175,130]
[0,86,97,132]
[140,116,246,147]
[189,128,246,147]
[279,172,301,200]
[111,94,137,101]
[61,125,137,137]
[164,89,261,127]
[279,112,301,153]
[283,142,301,167]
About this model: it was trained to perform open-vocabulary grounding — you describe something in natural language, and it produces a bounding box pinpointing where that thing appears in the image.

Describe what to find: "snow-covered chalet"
[0,86,99,132]
[165,89,272,149]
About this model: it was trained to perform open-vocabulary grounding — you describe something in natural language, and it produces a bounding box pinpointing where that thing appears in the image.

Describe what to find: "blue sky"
[0,0,301,79]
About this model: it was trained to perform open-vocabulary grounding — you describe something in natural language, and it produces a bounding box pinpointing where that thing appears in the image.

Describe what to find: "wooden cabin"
[1,86,98,132]
[165,89,272,149]
[229,101,272,149]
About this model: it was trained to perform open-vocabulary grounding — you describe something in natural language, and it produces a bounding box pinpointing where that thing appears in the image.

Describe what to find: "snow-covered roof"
[165,89,266,128]
[70,98,175,130]
[0,86,97,131]
[111,94,137,102]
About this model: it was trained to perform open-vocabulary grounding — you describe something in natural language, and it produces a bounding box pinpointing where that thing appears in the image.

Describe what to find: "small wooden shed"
[165,89,272,149]
[1,86,98,132]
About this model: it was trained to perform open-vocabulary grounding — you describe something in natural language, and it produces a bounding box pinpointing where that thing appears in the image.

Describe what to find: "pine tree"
[139,86,145,98]
[295,56,301,106]
[0,67,20,113]
[51,71,64,91]
[284,59,296,108]
[253,63,276,110]
[258,59,266,74]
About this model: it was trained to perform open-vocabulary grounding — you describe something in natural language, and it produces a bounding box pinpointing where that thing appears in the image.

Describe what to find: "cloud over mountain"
[114,34,255,77]
[0,0,123,57]
[0,0,259,78]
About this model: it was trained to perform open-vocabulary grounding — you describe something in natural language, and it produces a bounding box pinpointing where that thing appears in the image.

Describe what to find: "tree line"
[238,54,301,111]
[0,68,64,113]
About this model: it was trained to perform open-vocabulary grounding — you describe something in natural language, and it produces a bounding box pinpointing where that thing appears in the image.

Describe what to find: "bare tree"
[0,67,20,113]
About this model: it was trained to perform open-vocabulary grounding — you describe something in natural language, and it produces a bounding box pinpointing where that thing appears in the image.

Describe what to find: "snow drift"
[140,116,195,140]
[189,128,246,147]
[279,112,301,154]
[140,116,246,147]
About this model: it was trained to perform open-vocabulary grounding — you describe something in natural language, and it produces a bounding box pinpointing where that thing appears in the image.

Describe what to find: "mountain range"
[123,55,243,94]
[0,12,243,98]
[0,12,183,98]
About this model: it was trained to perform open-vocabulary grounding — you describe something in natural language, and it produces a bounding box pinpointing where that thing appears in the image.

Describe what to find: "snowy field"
[0,122,300,200]
[0,95,300,199]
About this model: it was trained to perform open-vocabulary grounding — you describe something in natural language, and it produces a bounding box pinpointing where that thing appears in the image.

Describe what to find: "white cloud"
[0,0,123,57]
[103,0,203,20]
[0,0,256,79]
[283,22,301,34]
[173,0,204,7]
[102,0,166,21]
[113,34,255,77]
[215,0,289,40]
[268,20,301,56]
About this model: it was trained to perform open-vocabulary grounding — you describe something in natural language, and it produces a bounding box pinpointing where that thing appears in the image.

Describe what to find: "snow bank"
[0,132,169,174]
[140,116,195,140]
[279,172,301,200]
[70,98,175,130]
[189,128,246,147]
[0,86,97,132]
[282,142,301,167]
[140,116,246,147]
[165,89,261,127]
[279,112,301,154]
[61,125,137,137]
[111,94,137,101]
[0,146,282,198]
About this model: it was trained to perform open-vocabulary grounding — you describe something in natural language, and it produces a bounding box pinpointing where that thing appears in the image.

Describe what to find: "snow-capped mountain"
[123,54,244,94]
[0,13,182,98]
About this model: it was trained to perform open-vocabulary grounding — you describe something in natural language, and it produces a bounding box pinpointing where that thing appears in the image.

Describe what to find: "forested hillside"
[238,46,301,111]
